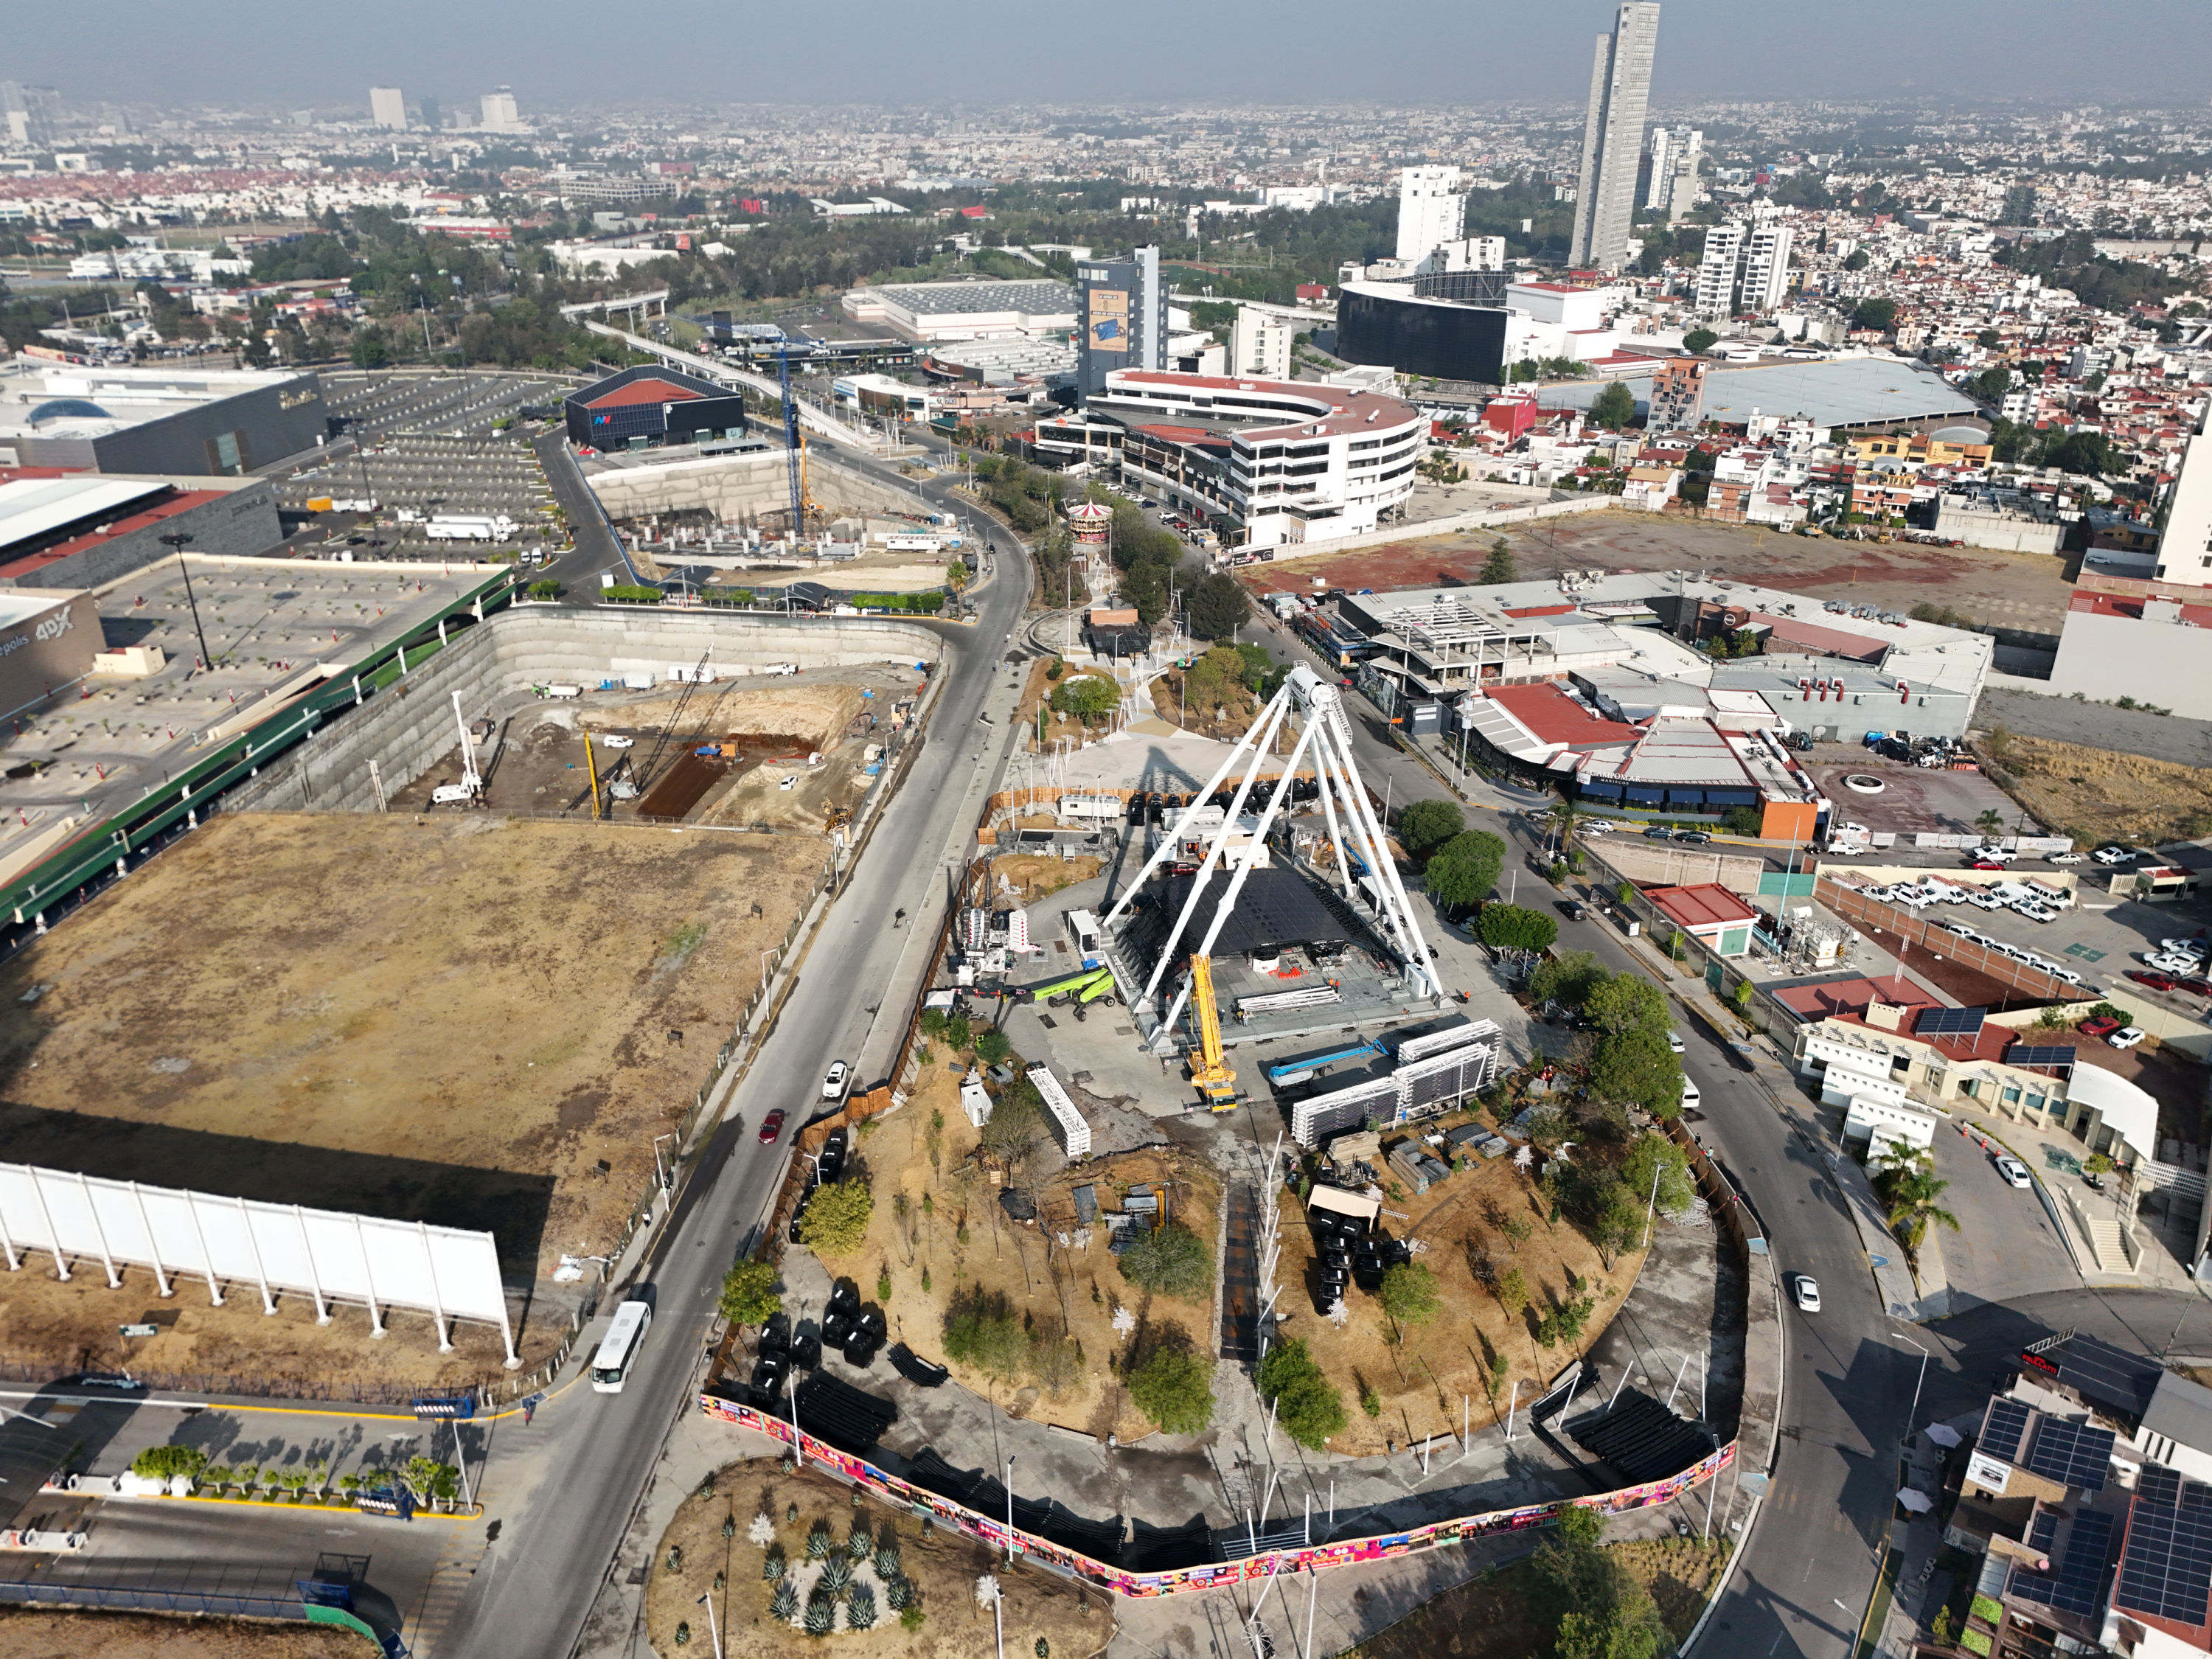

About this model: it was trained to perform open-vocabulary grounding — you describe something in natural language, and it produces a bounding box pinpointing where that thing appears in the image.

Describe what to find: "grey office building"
[1569,1,1662,274]
[0,364,330,477]
[1077,246,1166,398]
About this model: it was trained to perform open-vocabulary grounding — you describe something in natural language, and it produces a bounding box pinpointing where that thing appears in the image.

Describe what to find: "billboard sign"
[1088,288,1128,352]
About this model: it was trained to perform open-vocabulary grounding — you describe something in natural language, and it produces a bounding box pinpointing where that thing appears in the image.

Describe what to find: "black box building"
[563,365,749,453]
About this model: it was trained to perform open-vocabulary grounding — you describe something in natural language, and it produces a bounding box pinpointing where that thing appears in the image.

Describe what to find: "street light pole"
[1893,1328,1931,1447]
[695,1591,723,1659]
[1004,1454,1016,1565]
[161,533,213,672]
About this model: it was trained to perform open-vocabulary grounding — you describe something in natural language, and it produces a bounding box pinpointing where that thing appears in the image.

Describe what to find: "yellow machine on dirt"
[1187,955,1239,1111]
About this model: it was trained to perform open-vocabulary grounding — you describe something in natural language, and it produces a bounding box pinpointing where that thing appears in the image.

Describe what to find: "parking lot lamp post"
[1004,1454,1016,1565]
[653,1133,678,1194]
[161,533,213,672]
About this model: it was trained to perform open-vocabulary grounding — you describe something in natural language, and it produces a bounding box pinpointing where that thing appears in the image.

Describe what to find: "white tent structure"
[1101,665,1440,1048]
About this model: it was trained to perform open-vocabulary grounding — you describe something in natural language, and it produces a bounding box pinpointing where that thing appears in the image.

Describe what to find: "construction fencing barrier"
[701,1391,1732,1596]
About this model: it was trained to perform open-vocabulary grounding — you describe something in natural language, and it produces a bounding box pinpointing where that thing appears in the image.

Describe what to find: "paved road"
[1501,811,1919,1658]
[429,447,1029,1659]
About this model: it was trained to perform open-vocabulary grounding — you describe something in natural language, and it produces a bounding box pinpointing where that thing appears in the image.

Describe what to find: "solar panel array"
[1917,1005,1988,1037]
[2025,1419,2116,1492]
[2010,1509,2116,1618]
[2007,1044,2079,1069]
[1982,1397,2034,1463]
[2116,1464,2212,1630]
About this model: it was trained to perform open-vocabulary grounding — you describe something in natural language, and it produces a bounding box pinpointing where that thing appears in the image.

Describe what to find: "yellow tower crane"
[1186,955,1239,1111]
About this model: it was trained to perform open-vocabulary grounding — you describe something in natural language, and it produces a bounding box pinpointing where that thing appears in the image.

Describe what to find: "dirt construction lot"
[1980,730,2212,849]
[1251,510,2077,634]
[0,813,820,1382]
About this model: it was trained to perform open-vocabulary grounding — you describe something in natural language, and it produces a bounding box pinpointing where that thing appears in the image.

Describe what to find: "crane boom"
[1187,955,1238,1110]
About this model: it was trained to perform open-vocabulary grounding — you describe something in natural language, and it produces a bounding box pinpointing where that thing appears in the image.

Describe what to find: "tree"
[1049,675,1119,725]
[1590,1029,1685,1119]
[349,327,390,369]
[1529,950,1608,1012]
[1874,1147,1961,1255]
[1554,1503,1604,1549]
[1622,1134,1695,1216]
[1584,973,1671,1038]
[1476,903,1558,952]
[1187,571,1249,641]
[1850,296,1899,334]
[1588,380,1637,430]
[1423,830,1506,910]
[1843,248,1871,271]
[1720,804,1763,836]
[1974,809,2006,840]
[1256,1338,1349,1450]
[1397,799,1466,857]
[1680,328,1718,355]
[1378,1261,1439,1336]
[1127,1339,1215,1435]
[718,1259,782,1329]
[974,1027,1012,1065]
[942,1286,1029,1380]
[1118,1221,1214,1301]
[1477,537,1519,585]
[797,1179,874,1257]
[978,1075,1046,1166]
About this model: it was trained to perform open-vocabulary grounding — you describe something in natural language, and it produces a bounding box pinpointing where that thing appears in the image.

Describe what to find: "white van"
[1678,1076,1702,1113]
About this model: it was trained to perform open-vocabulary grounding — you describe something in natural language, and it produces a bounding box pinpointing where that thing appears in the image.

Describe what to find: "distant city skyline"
[8,0,2212,111]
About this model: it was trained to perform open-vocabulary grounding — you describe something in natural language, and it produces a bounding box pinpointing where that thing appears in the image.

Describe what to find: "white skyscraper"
[1394,166,1467,265]
[479,87,521,132]
[1693,221,1744,318]
[1663,129,1703,221]
[1646,127,1674,210]
[1693,220,1792,319]
[1569,1,1663,274]
[369,87,407,131]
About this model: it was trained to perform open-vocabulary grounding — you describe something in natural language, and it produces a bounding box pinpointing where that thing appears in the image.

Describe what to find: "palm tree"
[1874,1146,1960,1253]
[1974,810,2006,842]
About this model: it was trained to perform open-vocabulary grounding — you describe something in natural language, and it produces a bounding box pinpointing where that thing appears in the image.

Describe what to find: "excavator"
[1186,955,1239,1111]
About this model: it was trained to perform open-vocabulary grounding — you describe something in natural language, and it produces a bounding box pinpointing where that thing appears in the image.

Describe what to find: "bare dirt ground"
[1284,1125,1647,1457]
[1979,731,2212,848]
[0,813,818,1382]
[831,1064,1216,1439]
[1340,1537,1731,1658]
[987,853,1105,904]
[0,1609,375,1659]
[646,1463,1110,1659]
[1246,512,2078,634]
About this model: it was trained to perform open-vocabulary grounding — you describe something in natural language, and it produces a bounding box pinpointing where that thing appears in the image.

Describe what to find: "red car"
[2126,970,2178,992]
[758,1109,787,1144]
[2176,977,2212,998]
[2079,1015,2124,1040]
[1968,859,2006,872]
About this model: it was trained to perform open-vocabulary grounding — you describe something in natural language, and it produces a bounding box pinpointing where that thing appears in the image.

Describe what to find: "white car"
[1579,821,1615,836]
[1825,841,1865,856]
[599,733,636,750]
[1666,1031,1686,1054]
[2049,852,2084,865]
[1832,821,1871,838]
[2093,846,2138,866]
[2015,903,2058,923]
[2146,953,2198,974]
[1974,846,2017,863]
[2161,939,2209,959]
[2109,1028,2146,1050]
[779,776,796,790]
[1942,920,1983,942]
[1994,1156,2033,1189]
[1794,1275,1821,1313]
[821,1061,849,1098]
[1968,892,2006,912]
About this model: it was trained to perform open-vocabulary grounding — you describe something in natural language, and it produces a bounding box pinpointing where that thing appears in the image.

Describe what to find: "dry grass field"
[1982,731,2212,847]
[0,1609,375,1659]
[0,812,819,1380]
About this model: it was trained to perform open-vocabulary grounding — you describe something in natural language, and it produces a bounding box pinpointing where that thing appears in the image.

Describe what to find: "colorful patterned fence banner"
[700,1393,1735,1596]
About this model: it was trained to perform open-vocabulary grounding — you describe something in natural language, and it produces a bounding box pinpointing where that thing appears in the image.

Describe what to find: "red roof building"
[1642,883,1760,956]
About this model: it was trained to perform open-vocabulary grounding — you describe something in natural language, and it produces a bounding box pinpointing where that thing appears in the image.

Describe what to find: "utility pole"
[160,533,214,672]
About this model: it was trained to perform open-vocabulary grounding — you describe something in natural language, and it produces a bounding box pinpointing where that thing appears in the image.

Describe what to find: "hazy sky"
[15,1,2212,113]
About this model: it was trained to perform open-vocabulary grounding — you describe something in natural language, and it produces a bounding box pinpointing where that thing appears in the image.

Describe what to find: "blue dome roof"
[27,398,114,425]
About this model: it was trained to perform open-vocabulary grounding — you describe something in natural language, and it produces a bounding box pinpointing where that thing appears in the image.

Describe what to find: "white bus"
[589,1299,653,1393]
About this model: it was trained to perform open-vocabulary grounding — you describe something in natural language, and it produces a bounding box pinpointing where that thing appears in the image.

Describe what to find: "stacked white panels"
[1025,1064,1091,1158]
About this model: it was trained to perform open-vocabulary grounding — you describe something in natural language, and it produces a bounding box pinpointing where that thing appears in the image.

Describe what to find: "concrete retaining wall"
[585,450,919,526]
[1251,492,1615,566]
[230,606,947,815]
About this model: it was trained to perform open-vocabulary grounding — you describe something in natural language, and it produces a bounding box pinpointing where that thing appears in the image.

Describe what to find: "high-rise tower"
[1568,1,1661,274]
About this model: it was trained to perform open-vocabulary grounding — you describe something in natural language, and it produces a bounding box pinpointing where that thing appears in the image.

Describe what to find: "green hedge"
[847,592,945,613]
[603,584,664,603]
[1969,1595,2003,1625]
[1960,1628,1992,1657]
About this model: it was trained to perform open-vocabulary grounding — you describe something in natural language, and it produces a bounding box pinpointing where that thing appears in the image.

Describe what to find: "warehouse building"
[0,471,280,589]
[563,365,749,453]
[839,279,1077,344]
[0,362,330,476]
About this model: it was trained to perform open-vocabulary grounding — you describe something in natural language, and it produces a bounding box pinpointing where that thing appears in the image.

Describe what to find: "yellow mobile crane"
[1187,955,1239,1110]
